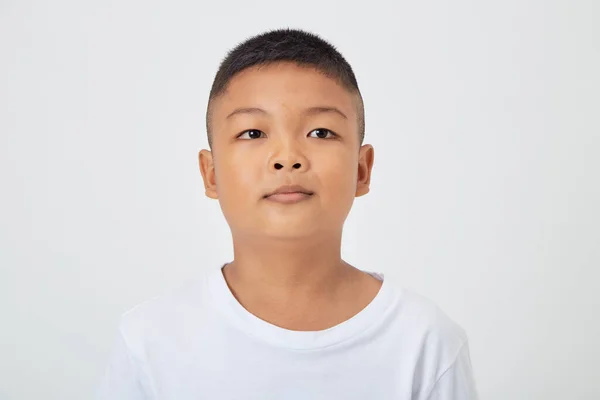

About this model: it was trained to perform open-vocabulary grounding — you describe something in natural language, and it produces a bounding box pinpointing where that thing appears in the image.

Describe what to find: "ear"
[199,149,218,199]
[355,144,374,197]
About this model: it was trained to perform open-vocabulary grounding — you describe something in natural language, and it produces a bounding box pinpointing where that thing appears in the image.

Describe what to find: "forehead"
[213,62,358,118]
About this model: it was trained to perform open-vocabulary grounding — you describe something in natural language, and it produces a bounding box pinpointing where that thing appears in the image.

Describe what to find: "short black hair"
[206,28,365,147]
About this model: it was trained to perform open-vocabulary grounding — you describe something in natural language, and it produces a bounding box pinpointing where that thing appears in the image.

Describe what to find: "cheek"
[214,149,262,202]
[213,159,259,230]
[316,151,359,199]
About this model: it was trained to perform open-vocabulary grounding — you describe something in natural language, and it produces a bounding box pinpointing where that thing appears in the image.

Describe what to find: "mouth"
[263,185,314,204]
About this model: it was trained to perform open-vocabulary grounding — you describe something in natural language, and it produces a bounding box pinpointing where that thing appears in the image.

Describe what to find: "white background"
[1,1,599,399]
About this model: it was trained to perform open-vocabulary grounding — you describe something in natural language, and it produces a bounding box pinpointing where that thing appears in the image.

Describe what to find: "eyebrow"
[225,106,348,120]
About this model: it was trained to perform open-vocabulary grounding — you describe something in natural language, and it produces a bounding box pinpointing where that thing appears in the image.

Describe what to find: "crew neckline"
[204,263,397,351]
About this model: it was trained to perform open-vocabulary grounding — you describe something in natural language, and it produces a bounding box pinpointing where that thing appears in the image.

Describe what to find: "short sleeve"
[426,342,479,400]
[95,328,149,400]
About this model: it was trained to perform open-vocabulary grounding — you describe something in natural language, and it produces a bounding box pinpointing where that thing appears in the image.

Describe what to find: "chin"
[262,222,321,240]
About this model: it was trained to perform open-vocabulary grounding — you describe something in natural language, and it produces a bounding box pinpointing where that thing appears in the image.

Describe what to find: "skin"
[199,61,381,331]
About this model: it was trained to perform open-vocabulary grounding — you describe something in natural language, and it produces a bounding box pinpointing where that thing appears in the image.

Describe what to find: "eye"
[308,128,336,139]
[237,129,266,140]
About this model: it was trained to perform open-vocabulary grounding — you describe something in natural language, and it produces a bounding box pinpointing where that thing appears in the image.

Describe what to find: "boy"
[97,28,478,399]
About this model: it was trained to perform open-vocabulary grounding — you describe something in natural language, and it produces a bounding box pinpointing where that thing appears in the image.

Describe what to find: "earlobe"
[199,149,218,199]
[355,144,374,198]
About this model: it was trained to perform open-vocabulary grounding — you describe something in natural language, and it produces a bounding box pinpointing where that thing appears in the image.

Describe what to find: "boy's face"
[199,62,374,240]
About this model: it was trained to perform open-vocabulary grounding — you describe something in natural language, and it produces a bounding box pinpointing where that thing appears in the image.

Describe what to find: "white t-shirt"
[97,265,478,399]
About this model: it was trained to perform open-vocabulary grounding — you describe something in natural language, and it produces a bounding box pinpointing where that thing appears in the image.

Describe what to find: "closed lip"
[264,184,314,198]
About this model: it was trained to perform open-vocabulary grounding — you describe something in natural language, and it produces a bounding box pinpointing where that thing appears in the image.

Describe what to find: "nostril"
[293,163,301,169]
[274,163,283,170]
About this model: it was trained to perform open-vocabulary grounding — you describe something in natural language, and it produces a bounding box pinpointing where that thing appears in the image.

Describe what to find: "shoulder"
[394,289,478,398]
[116,271,211,346]
[381,278,474,396]
[393,285,468,348]
[376,276,467,356]
[370,277,472,399]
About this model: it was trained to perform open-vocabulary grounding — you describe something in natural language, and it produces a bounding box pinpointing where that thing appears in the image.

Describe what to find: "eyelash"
[237,128,337,140]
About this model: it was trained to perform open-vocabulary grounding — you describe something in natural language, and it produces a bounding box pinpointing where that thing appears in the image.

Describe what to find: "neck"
[226,231,351,299]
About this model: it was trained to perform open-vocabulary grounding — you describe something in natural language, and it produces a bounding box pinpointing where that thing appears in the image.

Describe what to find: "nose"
[268,139,309,173]
[274,162,302,170]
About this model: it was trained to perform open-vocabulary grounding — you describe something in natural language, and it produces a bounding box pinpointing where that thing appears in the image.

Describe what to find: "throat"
[222,263,382,331]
